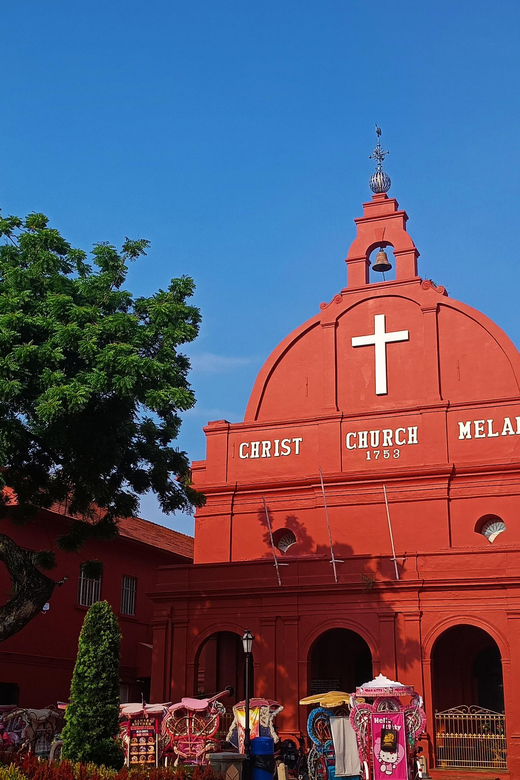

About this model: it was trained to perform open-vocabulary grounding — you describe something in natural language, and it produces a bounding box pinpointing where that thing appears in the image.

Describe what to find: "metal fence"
[435,705,507,770]
[215,711,234,743]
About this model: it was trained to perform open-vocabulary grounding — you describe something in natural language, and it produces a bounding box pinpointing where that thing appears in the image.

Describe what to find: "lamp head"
[242,628,254,654]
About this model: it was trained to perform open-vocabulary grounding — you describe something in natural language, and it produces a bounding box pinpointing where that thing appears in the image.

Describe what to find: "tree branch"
[0,534,55,642]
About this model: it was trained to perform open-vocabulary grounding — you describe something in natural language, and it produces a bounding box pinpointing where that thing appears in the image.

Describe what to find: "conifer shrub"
[61,602,124,769]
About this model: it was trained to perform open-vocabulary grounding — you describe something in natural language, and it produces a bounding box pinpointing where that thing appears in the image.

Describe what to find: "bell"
[372,248,392,273]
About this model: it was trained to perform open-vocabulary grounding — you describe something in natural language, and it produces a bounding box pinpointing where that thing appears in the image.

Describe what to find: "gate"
[435,705,507,770]
[215,710,234,742]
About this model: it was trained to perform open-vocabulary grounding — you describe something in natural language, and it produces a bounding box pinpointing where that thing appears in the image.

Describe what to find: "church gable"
[245,198,520,425]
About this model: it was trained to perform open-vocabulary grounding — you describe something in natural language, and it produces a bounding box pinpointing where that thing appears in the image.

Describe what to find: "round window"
[480,518,506,543]
[272,528,297,554]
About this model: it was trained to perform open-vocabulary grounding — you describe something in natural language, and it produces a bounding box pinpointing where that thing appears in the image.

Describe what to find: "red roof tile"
[49,501,194,559]
[3,490,194,560]
[117,515,194,559]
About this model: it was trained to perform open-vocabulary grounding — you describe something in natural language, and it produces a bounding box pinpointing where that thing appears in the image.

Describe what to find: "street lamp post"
[242,629,254,779]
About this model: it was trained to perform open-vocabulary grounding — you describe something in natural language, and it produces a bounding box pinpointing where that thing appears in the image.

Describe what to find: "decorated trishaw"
[299,691,358,780]
[227,698,283,753]
[162,688,232,765]
[0,706,64,756]
[350,675,426,780]
[120,702,170,767]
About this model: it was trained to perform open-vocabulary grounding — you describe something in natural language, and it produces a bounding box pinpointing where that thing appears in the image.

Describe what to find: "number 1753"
[366,449,400,460]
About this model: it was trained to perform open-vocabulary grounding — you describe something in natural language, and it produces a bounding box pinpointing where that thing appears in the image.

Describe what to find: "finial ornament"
[369,124,391,194]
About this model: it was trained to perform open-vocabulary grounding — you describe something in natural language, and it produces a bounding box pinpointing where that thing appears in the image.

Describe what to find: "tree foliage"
[0,212,205,640]
[61,601,124,768]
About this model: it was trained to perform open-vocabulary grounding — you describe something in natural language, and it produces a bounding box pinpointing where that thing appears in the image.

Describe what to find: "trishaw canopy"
[355,674,415,698]
[299,691,352,708]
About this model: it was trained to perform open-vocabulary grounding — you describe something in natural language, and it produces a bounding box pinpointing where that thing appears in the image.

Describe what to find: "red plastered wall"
[0,512,188,707]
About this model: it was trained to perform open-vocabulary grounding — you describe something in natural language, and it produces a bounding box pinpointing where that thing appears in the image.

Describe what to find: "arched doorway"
[309,628,373,694]
[431,625,506,771]
[195,631,250,704]
[432,625,504,712]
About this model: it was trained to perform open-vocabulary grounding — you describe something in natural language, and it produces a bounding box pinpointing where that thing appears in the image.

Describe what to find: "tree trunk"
[0,534,55,642]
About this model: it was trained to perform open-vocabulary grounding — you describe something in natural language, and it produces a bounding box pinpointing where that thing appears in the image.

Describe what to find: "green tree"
[61,600,124,768]
[0,212,204,641]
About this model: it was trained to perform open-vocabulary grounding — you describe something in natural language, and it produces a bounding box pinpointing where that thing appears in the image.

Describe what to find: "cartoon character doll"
[378,727,399,775]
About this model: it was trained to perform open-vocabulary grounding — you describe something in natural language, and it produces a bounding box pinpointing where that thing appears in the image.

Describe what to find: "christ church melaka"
[150,147,520,778]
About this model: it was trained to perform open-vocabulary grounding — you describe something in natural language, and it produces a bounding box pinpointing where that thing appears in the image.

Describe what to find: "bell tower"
[345,128,420,287]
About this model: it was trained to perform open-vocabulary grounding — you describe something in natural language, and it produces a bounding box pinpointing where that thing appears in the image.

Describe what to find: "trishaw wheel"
[307,747,318,780]
[307,748,328,780]
[315,756,327,780]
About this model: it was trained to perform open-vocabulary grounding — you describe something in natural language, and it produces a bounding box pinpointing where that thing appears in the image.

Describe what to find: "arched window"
[476,515,506,543]
[272,528,297,554]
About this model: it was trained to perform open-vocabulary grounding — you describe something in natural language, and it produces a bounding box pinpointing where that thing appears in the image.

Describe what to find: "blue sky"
[2,2,520,534]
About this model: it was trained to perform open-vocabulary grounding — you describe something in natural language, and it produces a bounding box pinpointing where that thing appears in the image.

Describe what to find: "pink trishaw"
[226,698,283,753]
[0,706,64,757]
[162,688,232,765]
[350,675,426,780]
[120,702,169,767]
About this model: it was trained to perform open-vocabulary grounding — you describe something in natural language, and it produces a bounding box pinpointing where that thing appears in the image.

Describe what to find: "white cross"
[351,314,409,395]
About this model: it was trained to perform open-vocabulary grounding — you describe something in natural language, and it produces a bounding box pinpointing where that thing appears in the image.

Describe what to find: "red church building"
[150,153,520,778]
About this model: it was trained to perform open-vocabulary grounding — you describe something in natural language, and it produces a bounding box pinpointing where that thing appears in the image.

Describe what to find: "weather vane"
[369,125,391,194]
